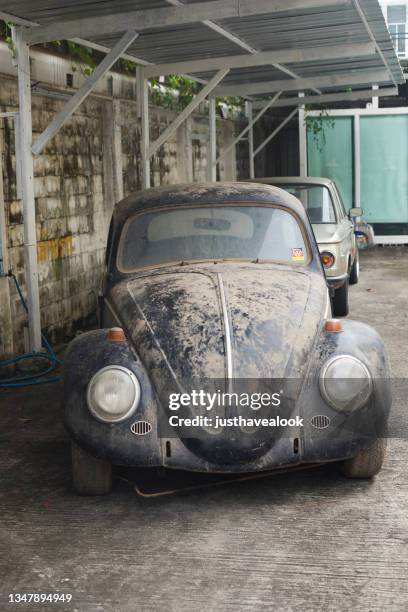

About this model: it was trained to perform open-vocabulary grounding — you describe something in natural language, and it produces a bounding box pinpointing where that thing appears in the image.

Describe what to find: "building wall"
[0,47,250,358]
[379,1,408,58]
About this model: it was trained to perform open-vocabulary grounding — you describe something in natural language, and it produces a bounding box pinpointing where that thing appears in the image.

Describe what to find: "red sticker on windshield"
[292,248,305,261]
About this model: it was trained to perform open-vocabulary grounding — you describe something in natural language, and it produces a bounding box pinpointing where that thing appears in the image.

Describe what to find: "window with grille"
[387,5,407,56]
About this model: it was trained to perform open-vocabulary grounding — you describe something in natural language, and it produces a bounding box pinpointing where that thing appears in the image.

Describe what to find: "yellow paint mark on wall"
[37,235,73,263]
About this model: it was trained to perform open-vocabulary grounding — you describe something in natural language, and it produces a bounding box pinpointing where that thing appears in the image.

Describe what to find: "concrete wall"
[0,47,247,358]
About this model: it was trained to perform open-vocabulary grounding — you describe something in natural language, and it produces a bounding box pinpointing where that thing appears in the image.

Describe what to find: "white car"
[251,177,361,317]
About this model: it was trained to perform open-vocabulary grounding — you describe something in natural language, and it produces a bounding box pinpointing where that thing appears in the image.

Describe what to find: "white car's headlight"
[319,355,372,412]
[87,366,141,423]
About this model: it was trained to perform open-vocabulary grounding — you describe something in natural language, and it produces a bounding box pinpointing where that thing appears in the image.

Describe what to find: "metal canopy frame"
[0,0,404,350]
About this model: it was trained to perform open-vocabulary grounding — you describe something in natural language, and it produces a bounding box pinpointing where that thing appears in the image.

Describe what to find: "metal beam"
[148,68,229,158]
[138,69,151,189]
[216,69,390,97]
[298,93,307,177]
[24,0,350,45]
[353,114,361,208]
[352,0,398,87]
[253,108,299,157]
[217,92,281,164]
[246,102,255,179]
[71,38,149,66]
[12,27,42,351]
[253,86,398,109]
[71,38,208,85]
[31,31,138,155]
[371,84,379,109]
[208,97,217,181]
[144,42,374,78]
[163,0,333,94]
[0,11,38,27]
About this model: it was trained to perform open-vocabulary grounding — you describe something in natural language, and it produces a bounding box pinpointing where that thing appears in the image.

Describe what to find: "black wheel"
[349,251,359,285]
[340,439,386,478]
[71,441,112,495]
[332,279,349,317]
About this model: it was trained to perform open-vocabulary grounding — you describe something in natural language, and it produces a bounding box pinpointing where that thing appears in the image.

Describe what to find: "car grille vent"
[131,421,152,436]
[311,415,331,430]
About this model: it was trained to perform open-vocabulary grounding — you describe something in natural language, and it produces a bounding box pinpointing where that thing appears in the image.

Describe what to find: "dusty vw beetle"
[63,183,391,495]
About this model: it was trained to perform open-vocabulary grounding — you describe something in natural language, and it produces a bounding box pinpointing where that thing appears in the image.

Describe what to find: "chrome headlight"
[319,355,372,412]
[87,366,141,423]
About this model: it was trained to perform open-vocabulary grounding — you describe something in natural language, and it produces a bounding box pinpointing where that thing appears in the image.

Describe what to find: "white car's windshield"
[119,205,309,271]
[275,184,336,224]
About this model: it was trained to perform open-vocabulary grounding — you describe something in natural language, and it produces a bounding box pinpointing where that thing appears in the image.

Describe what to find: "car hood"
[109,264,328,465]
[110,263,327,381]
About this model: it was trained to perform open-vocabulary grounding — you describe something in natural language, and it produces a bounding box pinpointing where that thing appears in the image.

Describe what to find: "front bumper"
[63,324,391,474]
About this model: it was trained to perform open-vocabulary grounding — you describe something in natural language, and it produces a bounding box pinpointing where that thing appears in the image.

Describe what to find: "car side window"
[332,184,347,219]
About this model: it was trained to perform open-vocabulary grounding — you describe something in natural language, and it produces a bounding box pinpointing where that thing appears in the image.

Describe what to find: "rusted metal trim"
[217,273,233,380]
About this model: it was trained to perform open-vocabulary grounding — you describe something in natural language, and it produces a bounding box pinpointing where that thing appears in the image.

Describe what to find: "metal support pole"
[371,84,379,110]
[298,93,307,177]
[12,28,42,351]
[354,113,361,209]
[208,96,217,181]
[245,101,255,179]
[138,68,151,189]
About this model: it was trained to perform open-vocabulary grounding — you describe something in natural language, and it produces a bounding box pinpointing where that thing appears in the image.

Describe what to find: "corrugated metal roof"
[0,0,404,98]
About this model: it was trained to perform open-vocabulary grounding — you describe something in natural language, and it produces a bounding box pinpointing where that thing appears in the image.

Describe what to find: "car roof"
[248,176,334,187]
[113,181,310,226]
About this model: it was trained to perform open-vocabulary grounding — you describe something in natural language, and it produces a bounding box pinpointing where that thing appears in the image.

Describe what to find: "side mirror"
[349,207,363,218]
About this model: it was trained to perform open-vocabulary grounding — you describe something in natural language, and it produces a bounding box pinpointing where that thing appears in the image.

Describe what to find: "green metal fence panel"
[0,213,3,275]
[360,115,408,227]
[307,116,354,211]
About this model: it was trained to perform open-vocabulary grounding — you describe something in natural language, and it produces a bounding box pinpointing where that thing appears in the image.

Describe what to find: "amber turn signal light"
[324,319,343,333]
[321,251,335,268]
[107,327,126,343]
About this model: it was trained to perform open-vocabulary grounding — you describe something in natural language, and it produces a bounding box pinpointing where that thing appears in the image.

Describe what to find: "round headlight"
[87,366,140,423]
[319,355,372,412]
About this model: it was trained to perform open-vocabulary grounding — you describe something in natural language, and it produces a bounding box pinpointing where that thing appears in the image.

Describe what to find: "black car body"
[63,183,391,494]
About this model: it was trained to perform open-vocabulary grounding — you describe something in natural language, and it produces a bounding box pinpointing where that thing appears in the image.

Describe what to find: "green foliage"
[150,75,243,115]
[47,40,96,76]
[0,21,15,57]
[150,75,201,109]
[305,106,335,152]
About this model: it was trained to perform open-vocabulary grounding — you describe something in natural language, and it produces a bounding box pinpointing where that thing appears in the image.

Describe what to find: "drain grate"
[131,421,152,436]
[310,415,331,430]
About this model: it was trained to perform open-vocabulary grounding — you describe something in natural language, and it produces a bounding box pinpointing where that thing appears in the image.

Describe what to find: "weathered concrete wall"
[0,50,246,358]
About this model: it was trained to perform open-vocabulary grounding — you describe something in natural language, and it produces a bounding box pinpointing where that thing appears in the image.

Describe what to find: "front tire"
[349,251,359,285]
[71,441,112,495]
[340,439,386,478]
[332,279,349,317]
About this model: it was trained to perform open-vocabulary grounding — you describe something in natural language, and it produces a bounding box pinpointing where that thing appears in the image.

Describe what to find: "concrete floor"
[1,247,407,612]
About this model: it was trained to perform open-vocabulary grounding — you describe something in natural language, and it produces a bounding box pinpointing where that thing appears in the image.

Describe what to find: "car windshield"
[119,205,309,271]
[274,184,336,224]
